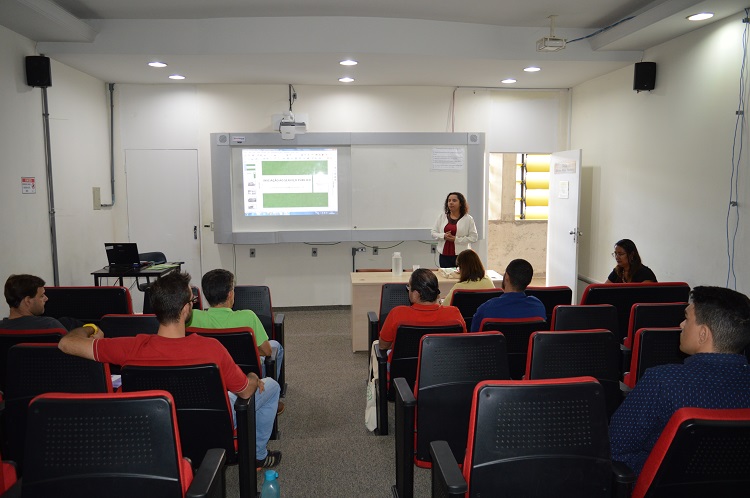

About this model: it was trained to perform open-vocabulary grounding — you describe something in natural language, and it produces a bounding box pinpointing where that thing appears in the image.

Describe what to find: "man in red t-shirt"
[58,272,281,469]
[378,268,466,358]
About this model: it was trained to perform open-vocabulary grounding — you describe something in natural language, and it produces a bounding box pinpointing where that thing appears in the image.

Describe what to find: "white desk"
[349,270,502,352]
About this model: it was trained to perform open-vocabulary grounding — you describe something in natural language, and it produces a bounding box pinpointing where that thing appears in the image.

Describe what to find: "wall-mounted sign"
[21,177,36,194]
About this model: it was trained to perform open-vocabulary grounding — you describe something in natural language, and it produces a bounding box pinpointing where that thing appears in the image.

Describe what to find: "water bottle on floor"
[261,470,280,498]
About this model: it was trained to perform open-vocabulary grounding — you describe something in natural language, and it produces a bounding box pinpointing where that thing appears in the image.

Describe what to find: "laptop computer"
[105,243,149,269]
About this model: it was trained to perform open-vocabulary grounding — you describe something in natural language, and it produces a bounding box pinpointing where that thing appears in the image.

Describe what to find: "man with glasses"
[59,271,282,469]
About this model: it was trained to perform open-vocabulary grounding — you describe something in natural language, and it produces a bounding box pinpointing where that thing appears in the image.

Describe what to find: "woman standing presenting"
[431,192,478,268]
[607,239,657,283]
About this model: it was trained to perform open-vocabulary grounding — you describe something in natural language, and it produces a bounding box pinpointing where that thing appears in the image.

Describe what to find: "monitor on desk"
[105,242,146,269]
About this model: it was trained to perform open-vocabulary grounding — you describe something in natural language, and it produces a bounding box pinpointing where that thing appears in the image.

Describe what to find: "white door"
[545,149,582,298]
[125,149,201,294]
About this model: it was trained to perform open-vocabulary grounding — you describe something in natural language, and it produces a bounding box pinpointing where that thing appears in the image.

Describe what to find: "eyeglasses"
[406,284,411,292]
[186,294,198,306]
[612,252,627,258]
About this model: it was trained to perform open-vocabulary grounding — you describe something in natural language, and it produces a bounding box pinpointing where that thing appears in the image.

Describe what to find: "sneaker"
[276,401,285,416]
[256,450,282,469]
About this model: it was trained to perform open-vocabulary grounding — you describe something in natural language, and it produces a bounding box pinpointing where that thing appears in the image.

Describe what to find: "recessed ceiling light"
[524,66,541,72]
[168,74,185,80]
[339,77,355,83]
[148,61,167,68]
[501,78,517,84]
[340,59,358,66]
[687,12,714,21]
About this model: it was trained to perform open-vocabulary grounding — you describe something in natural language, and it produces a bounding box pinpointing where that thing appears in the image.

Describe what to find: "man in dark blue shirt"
[470,259,545,332]
[609,286,750,476]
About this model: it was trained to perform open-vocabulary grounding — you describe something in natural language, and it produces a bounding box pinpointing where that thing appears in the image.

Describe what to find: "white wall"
[0,25,115,318]
[572,12,750,294]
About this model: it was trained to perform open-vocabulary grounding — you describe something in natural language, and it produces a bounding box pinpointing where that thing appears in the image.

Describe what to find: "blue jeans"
[261,339,284,379]
[228,376,280,460]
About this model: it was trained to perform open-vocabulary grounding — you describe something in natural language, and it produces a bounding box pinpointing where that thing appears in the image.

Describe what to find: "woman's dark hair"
[456,250,485,283]
[149,272,193,325]
[409,268,440,303]
[443,192,468,217]
[614,239,643,282]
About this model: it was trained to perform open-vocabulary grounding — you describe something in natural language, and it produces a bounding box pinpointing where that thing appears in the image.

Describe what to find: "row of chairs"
[387,332,750,497]
[0,343,262,498]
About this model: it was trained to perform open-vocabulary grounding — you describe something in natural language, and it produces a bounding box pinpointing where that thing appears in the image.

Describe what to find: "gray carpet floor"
[224,307,431,497]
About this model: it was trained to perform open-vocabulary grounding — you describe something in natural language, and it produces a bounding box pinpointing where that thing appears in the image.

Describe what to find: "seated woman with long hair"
[442,249,496,305]
[607,239,657,283]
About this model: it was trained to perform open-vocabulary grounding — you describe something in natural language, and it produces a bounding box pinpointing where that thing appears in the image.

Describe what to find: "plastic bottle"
[391,252,403,276]
[261,470,280,498]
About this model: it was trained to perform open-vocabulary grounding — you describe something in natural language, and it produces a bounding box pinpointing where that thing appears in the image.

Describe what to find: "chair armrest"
[368,311,379,347]
[620,344,632,375]
[429,440,467,497]
[263,356,277,382]
[186,448,226,498]
[393,377,416,498]
[620,380,632,395]
[612,460,636,498]
[234,395,256,498]
[3,481,21,498]
[273,313,285,346]
[374,344,389,436]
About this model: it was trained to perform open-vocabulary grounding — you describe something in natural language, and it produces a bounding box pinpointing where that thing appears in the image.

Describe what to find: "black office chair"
[392,332,510,498]
[0,328,66,392]
[478,318,548,379]
[5,390,225,498]
[121,363,257,498]
[525,286,573,323]
[137,251,167,291]
[447,289,503,330]
[367,283,411,346]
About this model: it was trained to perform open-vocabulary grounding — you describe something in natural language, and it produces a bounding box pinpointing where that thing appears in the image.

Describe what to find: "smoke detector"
[537,15,566,52]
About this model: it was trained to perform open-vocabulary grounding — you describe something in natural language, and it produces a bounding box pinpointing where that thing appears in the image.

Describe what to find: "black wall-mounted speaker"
[633,62,656,91]
[25,56,52,88]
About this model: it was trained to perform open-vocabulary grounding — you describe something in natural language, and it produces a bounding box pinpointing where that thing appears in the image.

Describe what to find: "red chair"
[629,407,750,498]
[623,302,687,348]
[43,286,133,323]
[5,391,225,498]
[392,332,510,498]
[186,327,275,381]
[551,304,619,336]
[0,328,66,392]
[100,314,160,338]
[623,327,687,389]
[430,377,614,497]
[447,289,503,330]
[478,317,548,379]
[524,286,573,323]
[0,451,16,496]
[367,283,411,346]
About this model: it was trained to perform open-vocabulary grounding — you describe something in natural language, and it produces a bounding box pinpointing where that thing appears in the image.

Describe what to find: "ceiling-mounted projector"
[536,36,566,52]
[536,15,566,52]
[277,111,307,140]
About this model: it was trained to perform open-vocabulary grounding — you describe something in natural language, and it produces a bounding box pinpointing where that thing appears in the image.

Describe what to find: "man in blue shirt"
[609,286,750,476]
[470,259,546,332]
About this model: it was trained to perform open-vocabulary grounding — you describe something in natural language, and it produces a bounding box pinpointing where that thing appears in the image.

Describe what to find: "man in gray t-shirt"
[0,274,65,331]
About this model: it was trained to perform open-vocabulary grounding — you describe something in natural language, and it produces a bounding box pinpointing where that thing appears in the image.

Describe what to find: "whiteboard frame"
[211,132,485,244]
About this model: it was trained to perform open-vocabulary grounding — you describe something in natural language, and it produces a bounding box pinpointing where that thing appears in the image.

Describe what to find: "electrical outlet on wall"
[373,246,379,256]
[312,247,318,257]
[249,248,256,258]
[431,244,437,254]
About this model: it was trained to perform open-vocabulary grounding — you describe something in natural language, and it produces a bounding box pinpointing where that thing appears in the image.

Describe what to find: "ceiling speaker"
[634,62,656,92]
[25,56,51,88]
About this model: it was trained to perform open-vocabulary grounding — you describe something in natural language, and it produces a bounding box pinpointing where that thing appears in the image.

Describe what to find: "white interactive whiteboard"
[210,132,484,244]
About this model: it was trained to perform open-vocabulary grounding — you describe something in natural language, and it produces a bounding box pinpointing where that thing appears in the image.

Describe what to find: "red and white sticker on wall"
[21,177,36,194]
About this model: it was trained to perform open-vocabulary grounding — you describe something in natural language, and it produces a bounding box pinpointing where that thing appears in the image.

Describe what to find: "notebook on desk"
[105,242,150,270]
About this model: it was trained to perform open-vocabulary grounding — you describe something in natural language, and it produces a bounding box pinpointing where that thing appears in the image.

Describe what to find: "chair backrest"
[526,330,622,418]
[0,450,16,494]
[378,283,411,331]
[625,302,687,347]
[121,363,236,467]
[633,407,750,498]
[100,314,160,338]
[186,327,262,377]
[551,304,620,340]
[525,286,573,323]
[144,285,202,313]
[139,251,167,264]
[3,343,112,472]
[626,327,687,388]
[463,378,611,497]
[580,282,690,345]
[232,285,277,338]
[21,391,192,498]
[390,324,466,393]
[414,332,510,467]
[478,318,548,379]
[0,328,65,391]
[43,286,133,323]
[448,289,504,330]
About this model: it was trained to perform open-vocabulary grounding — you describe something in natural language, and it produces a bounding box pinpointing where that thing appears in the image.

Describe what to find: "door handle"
[194,225,198,240]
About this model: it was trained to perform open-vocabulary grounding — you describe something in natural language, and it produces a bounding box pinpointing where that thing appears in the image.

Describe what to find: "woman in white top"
[442,249,495,305]
[431,192,478,268]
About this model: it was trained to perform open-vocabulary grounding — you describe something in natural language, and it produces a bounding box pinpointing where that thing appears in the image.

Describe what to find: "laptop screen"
[105,243,140,267]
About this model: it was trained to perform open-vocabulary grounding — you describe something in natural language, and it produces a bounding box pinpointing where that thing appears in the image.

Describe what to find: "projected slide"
[241,148,338,216]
